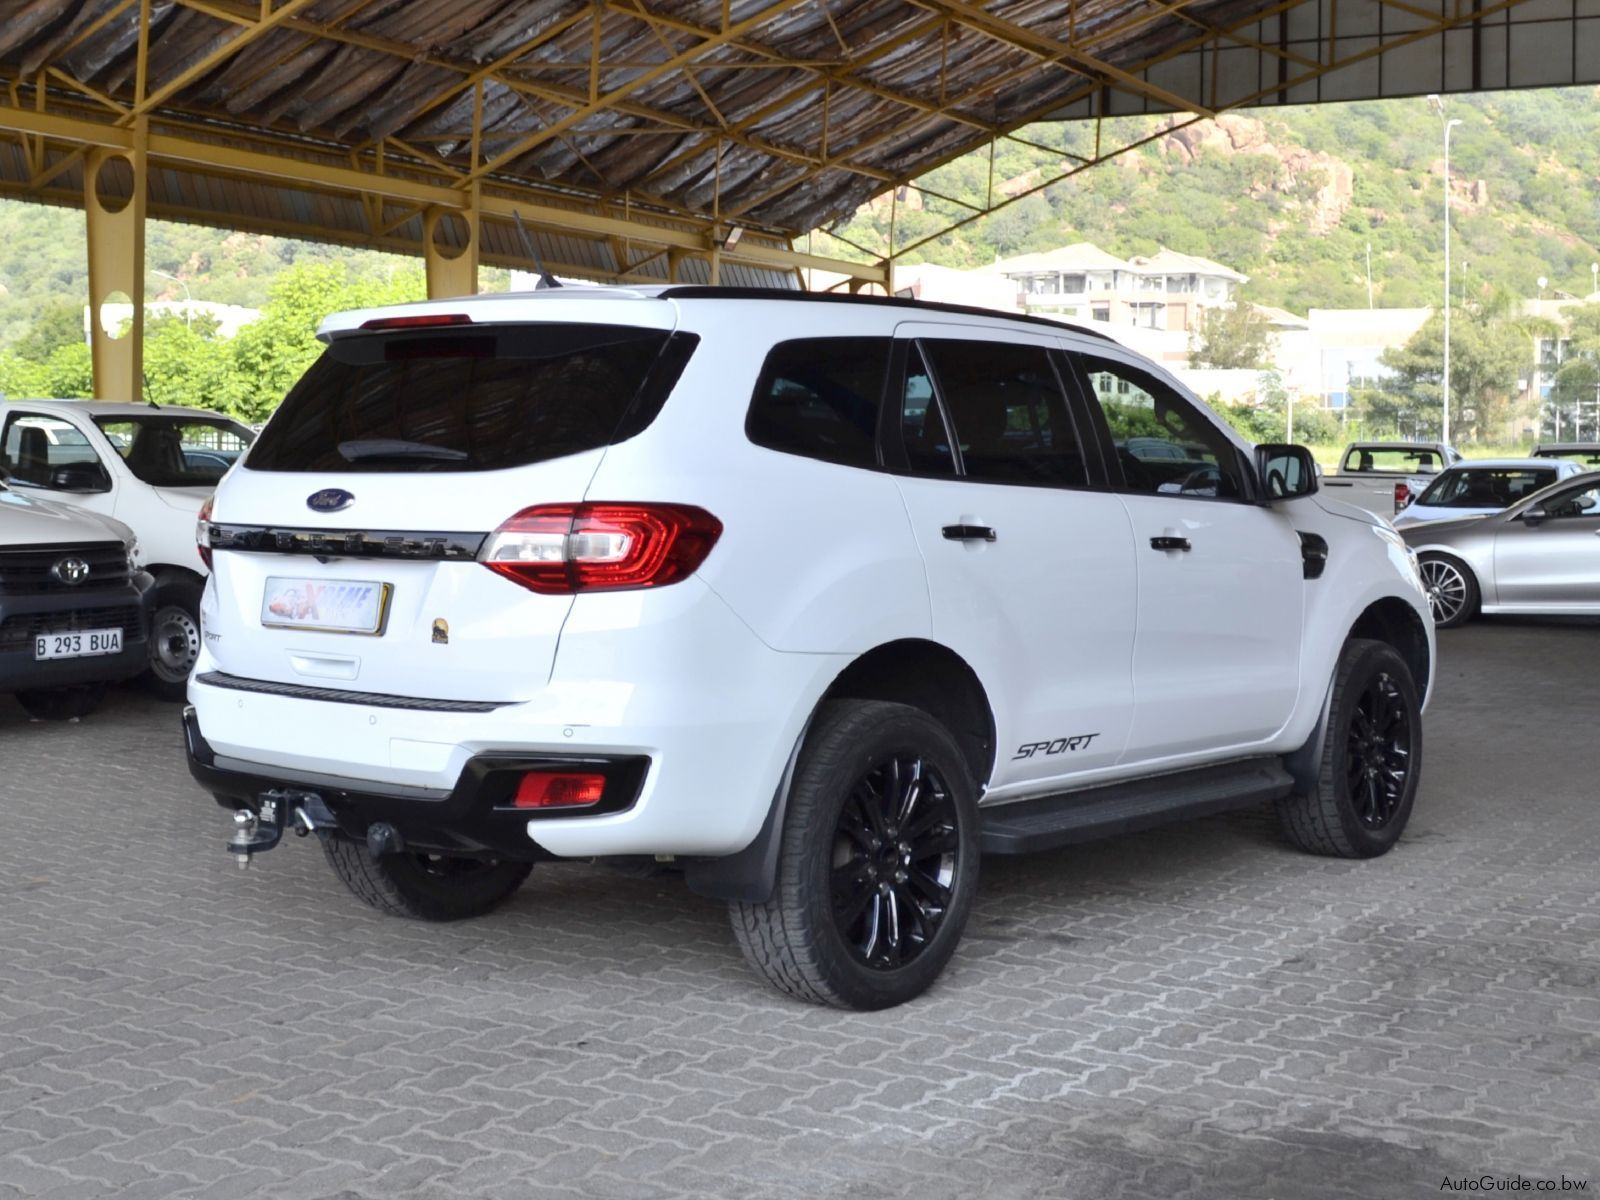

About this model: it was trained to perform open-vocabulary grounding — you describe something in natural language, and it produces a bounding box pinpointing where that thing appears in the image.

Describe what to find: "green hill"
[3,85,1600,340]
[827,85,1600,311]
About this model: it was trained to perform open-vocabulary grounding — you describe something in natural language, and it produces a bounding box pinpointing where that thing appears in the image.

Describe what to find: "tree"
[228,260,424,422]
[1379,304,1529,443]
[1190,302,1272,369]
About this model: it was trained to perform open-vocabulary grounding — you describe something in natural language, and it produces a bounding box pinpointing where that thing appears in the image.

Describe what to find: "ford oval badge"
[307,488,354,513]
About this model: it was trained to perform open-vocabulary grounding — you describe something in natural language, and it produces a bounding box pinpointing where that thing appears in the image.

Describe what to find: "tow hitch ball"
[227,789,330,869]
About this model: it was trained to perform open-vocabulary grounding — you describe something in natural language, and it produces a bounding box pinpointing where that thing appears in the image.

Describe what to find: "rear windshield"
[246,323,679,472]
[1342,447,1443,474]
[1417,467,1556,509]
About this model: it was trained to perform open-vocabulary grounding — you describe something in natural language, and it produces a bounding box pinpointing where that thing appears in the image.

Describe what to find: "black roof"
[656,286,1114,342]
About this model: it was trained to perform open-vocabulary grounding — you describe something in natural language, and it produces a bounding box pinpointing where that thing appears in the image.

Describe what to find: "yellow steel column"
[423,184,479,299]
[84,119,148,401]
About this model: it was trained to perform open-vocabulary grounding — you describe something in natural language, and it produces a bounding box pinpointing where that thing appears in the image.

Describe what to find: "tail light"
[513,771,606,809]
[1393,482,1411,513]
[481,503,722,595]
[197,494,215,569]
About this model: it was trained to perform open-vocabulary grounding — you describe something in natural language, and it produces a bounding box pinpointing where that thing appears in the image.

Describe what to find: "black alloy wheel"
[831,754,959,971]
[1344,670,1412,830]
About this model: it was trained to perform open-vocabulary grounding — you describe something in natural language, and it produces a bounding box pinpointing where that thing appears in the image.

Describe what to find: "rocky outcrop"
[1159,113,1355,234]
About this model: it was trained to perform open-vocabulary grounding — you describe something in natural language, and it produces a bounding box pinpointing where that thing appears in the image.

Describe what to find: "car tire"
[15,683,107,721]
[321,836,533,921]
[1277,638,1423,859]
[730,700,980,1010]
[1416,553,1479,629]
[143,578,205,701]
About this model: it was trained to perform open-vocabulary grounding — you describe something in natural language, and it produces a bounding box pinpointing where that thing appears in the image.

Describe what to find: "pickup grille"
[0,543,131,593]
[0,605,144,653]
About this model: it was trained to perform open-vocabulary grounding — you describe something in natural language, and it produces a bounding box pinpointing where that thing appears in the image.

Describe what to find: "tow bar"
[227,789,335,869]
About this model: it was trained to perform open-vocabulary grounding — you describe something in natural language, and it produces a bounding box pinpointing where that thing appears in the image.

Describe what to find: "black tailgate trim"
[194,671,509,712]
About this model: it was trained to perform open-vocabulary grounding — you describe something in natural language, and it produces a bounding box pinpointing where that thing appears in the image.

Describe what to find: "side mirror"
[48,461,111,494]
[1255,444,1319,501]
[1521,507,1548,525]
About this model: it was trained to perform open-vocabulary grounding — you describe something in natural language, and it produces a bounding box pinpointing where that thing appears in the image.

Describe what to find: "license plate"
[35,628,123,660]
[261,577,391,635]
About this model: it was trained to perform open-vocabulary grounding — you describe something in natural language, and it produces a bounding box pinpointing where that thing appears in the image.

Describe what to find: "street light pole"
[1437,106,1462,447]
[1536,275,1548,440]
[151,269,192,327]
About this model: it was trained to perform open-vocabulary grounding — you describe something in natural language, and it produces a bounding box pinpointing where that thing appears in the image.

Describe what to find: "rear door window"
[918,339,1088,487]
[745,337,890,468]
[0,415,106,486]
[246,324,682,473]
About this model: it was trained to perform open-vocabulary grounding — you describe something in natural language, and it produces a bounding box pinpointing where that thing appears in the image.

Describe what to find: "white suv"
[0,400,256,698]
[185,287,1435,1010]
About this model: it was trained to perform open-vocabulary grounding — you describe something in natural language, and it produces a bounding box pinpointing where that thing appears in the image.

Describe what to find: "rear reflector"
[359,313,472,330]
[513,772,606,809]
[481,502,722,595]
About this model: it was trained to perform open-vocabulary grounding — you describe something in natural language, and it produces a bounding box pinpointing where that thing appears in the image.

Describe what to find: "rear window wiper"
[337,439,469,463]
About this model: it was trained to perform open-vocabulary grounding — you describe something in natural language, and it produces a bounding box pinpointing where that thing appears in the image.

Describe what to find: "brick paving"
[2,619,1598,1199]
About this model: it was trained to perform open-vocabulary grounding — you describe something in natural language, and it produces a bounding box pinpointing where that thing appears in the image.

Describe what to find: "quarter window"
[1079,356,1245,499]
[746,337,891,469]
[919,339,1088,487]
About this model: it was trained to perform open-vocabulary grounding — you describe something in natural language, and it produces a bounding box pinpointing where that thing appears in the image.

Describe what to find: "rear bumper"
[183,706,648,860]
[0,572,154,691]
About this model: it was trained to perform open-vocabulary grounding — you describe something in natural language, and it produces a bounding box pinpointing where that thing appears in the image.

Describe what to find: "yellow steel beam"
[460,0,815,186]
[120,0,322,125]
[912,0,1217,118]
[0,103,887,284]
[84,119,149,401]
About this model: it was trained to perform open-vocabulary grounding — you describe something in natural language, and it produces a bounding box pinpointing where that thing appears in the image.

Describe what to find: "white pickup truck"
[1320,442,1462,518]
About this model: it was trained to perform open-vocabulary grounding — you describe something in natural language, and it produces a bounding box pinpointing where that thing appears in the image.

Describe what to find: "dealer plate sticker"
[261,577,390,634]
[35,628,122,660]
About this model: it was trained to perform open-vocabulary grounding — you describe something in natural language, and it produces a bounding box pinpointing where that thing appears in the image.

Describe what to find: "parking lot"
[0,620,1596,1200]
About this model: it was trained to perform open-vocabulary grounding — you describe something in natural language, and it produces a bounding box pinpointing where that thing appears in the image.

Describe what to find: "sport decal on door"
[1013,733,1100,760]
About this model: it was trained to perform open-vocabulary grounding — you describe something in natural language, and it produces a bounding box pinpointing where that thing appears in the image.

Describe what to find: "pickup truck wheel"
[143,579,204,701]
[1416,554,1478,629]
[730,700,979,1010]
[1277,638,1422,859]
[16,683,106,721]
[321,836,532,921]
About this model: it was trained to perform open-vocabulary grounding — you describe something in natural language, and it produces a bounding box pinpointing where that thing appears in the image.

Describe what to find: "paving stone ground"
[2,618,1598,1199]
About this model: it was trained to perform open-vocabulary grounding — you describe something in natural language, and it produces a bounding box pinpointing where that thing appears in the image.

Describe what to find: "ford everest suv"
[1,476,153,719]
[185,287,1435,1010]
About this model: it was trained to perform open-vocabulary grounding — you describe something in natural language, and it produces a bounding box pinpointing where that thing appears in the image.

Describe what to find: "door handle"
[1149,535,1191,552]
[942,524,997,542]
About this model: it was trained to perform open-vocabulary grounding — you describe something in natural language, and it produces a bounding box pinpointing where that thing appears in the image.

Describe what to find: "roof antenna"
[512,211,561,290]
[143,370,159,408]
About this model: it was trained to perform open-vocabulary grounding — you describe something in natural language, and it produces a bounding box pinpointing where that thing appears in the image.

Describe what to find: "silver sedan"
[1399,470,1600,628]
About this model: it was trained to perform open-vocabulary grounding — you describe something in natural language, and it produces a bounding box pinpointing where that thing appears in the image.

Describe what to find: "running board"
[979,759,1295,855]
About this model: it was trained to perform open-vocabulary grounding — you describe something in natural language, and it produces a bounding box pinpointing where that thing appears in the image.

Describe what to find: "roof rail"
[655,286,1115,342]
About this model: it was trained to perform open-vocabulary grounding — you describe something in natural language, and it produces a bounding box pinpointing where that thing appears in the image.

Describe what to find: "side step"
[980,758,1295,855]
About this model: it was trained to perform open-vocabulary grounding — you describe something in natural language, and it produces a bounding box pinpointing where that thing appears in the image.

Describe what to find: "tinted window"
[1417,467,1555,509]
[247,324,676,473]
[0,415,105,486]
[899,344,956,477]
[96,417,255,487]
[1342,446,1442,474]
[746,337,889,468]
[920,340,1087,487]
[1080,356,1244,499]
[1543,483,1600,519]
